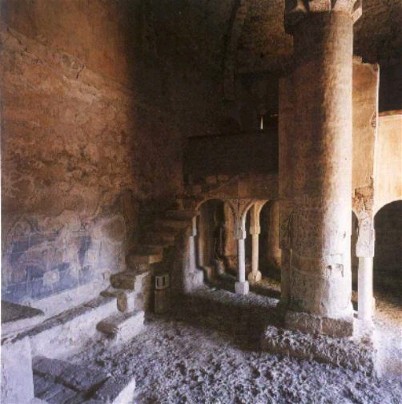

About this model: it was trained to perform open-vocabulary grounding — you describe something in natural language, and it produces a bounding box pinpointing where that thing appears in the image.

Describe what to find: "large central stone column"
[280,0,362,336]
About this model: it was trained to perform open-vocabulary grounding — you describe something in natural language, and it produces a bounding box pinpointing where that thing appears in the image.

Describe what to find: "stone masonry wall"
[1,0,215,307]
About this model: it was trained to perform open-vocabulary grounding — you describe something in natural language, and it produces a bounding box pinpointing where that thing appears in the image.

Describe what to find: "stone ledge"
[261,325,375,374]
[1,301,44,337]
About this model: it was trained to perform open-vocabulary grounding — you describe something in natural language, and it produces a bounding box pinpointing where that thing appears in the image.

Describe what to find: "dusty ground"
[71,278,402,404]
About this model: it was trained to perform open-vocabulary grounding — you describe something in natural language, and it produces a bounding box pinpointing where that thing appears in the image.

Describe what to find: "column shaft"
[358,257,374,322]
[267,201,281,269]
[281,8,358,335]
[235,238,249,294]
[238,238,245,282]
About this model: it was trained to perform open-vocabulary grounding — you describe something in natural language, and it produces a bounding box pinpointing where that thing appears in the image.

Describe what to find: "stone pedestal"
[235,280,250,295]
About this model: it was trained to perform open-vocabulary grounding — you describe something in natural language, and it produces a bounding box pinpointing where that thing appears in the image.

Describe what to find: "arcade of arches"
[1,0,402,403]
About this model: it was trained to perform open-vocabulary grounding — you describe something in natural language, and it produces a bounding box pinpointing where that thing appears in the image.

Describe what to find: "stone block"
[33,356,68,378]
[235,281,249,295]
[127,251,162,266]
[115,290,136,313]
[321,316,354,338]
[59,364,109,392]
[96,310,145,343]
[41,383,76,403]
[94,376,136,404]
[110,271,137,290]
[34,373,55,397]
[285,310,354,338]
[1,337,35,404]
[285,310,322,335]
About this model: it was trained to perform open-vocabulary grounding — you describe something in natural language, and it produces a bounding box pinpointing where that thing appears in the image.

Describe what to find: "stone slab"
[59,364,108,392]
[43,384,76,404]
[94,376,136,404]
[33,356,109,393]
[33,373,57,398]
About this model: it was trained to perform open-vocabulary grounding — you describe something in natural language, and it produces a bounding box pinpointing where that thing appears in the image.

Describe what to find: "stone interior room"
[1,0,401,403]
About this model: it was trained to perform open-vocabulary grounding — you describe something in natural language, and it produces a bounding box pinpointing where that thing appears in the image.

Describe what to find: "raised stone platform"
[261,325,375,374]
[2,295,118,359]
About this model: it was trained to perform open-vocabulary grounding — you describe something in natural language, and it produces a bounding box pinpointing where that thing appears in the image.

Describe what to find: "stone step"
[142,241,174,251]
[126,249,163,266]
[110,271,138,290]
[142,234,175,248]
[164,209,198,220]
[142,230,175,245]
[96,311,144,342]
[101,287,135,312]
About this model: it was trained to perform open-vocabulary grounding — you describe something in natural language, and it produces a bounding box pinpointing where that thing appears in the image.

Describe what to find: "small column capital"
[249,226,261,235]
[190,216,197,237]
[235,226,247,240]
[284,0,362,34]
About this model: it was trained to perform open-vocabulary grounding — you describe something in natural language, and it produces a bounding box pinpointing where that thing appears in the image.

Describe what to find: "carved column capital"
[284,0,362,34]
[227,198,256,240]
[249,201,266,235]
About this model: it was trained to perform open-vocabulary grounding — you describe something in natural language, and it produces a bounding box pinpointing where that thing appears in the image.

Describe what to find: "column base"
[354,318,375,341]
[235,281,249,295]
[247,271,262,283]
[285,310,354,338]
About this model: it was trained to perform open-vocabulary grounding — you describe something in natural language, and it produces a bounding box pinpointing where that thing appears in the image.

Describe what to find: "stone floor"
[65,278,402,404]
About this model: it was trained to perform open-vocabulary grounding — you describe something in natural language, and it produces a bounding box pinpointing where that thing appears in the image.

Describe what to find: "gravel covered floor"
[71,285,402,404]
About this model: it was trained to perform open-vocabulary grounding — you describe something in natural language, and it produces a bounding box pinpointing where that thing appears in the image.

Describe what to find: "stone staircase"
[95,207,198,340]
[95,174,241,339]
